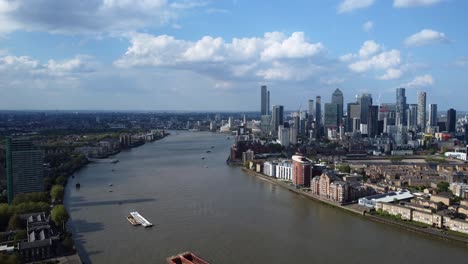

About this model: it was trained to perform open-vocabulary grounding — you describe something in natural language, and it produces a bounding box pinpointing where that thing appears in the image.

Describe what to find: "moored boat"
[167,252,210,264]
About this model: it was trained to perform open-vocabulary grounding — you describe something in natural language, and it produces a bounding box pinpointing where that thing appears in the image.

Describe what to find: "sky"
[0,0,467,111]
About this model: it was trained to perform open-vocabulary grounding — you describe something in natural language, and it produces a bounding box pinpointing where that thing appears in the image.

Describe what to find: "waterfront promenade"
[241,167,468,246]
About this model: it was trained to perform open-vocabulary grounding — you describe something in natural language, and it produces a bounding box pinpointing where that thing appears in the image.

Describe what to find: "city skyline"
[0,0,467,111]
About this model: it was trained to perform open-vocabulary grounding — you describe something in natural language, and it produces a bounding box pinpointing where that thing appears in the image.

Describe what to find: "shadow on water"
[70,198,156,208]
[67,219,105,264]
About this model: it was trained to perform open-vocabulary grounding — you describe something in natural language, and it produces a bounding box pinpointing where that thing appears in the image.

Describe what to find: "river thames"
[64,131,468,263]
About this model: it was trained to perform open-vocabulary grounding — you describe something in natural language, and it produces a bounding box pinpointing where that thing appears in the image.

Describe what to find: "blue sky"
[0,0,467,111]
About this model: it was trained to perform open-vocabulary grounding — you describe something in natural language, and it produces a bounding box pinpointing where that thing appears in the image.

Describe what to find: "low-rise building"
[358,189,414,208]
[430,193,452,206]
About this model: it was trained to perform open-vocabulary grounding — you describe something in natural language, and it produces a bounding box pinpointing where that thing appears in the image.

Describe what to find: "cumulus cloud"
[115,31,327,81]
[0,53,97,76]
[456,57,468,67]
[377,68,403,80]
[404,29,450,47]
[358,40,381,58]
[338,0,375,13]
[394,0,443,8]
[402,74,434,88]
[0,0,205,34]
[363,21,374,32]
[342,40,405,80]
[349,50,401,73]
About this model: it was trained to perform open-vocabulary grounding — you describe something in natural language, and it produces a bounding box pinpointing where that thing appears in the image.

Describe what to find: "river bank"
[240,167,468,246]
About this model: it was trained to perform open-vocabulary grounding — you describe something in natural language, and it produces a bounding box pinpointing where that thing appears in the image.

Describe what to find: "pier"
[129,211,153,227]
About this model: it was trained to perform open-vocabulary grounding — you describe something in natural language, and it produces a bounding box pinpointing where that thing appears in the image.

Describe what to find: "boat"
[210,146,214,149]
[127,215,140,226]
[201,157,205,160]
[108,190,113,192]
[167,252,210,264]
[109,183,113,187]
[129,211,153,227]
[206,150,211,153]
[75,183,81,189]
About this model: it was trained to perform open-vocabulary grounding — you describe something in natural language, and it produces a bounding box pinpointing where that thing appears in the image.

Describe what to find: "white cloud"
[363,21,374,32]
[320,77,345,85]
[404,29,449,47]
[0,54,97,76]
[339,53,356,62]
[358,40,381,58]
[0,0,205,34]
[260,32,324,61]
[394,0,443,8]
[46,55,97,76]
[115,31,326,82]
[456,57,468,67]
[377,68,403,80]
[343,40,405,80]
[338,0,375,14]
[402,74,434,88]
[349,50,401,73]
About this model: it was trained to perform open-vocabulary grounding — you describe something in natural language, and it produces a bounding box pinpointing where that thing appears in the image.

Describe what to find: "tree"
[12,192,49,205]
[51,205,69,230]
[390,156,403,164]
[55,176,66,186]
[7,214,22,230]
[0,253,21,264]
[14,229,27,241]
[336,164,351,173]
[62,235,75,252]
[51,185,65,202]
[437,182,450,193]
[0,204,13,231]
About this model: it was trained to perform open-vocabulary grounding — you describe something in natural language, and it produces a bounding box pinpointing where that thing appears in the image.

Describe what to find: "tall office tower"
[367,105,379,138]
[228,116,233,128]
[324,103,339,128]
[267,90,270,115]
[6,138,44,204]
[407,104,418,128]
[315,96,322,135]
[347,102,360,132]
[417,91,427,132]
[429,104,438,127]
[308,99,314,121]
[260,85,268,115]
[447,108,457,133]
[271,105,284,133]
[379,103,396,121]
[331,88,344,125]
[396,88,407,126]
[359,93,373,125]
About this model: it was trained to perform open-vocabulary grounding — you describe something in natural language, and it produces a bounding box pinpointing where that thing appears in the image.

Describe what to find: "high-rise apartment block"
[417,91,427,132]
[6,138,44,204]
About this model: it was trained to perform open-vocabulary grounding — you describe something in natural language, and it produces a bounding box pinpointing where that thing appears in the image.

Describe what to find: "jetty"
[129,211,153,227]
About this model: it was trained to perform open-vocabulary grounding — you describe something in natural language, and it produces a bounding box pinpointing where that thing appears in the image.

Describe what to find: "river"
[64,131,468,264]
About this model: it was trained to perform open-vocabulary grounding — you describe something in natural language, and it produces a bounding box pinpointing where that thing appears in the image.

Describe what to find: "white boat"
[129,211,153,227]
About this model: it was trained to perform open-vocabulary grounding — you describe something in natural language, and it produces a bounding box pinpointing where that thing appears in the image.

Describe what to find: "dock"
[129,211,153,227]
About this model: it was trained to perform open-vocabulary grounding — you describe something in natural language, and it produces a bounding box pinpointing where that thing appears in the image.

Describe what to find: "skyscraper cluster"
[259,85,456,147]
